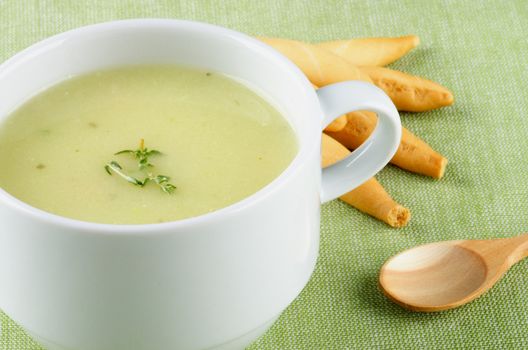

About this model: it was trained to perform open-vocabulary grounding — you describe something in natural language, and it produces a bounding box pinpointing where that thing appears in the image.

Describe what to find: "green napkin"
[2,1,528,349]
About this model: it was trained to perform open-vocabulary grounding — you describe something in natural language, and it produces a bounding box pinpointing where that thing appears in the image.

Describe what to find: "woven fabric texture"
[1,0,528,349]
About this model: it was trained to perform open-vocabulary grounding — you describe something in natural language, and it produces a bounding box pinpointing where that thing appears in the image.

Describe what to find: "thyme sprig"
[104,139,176,194]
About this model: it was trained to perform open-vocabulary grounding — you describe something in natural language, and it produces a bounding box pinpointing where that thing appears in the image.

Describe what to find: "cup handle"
[317,81,402,203]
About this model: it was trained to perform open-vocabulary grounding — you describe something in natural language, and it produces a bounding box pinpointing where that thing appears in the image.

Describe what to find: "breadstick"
[322,134,410,227]
[258,37,373,86]
[359,66,454,112]
[324,115,347,132]
[259,37,453,112]
[317,35,420,66]
[326,112,447,178]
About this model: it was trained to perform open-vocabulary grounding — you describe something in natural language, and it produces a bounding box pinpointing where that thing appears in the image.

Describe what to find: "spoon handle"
[510,233,528,265]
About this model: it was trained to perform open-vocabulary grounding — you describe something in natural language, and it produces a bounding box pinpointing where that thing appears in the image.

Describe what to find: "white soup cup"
[0,19,401,350]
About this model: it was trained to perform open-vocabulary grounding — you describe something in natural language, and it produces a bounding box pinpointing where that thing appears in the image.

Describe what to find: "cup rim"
[0,18,321,235]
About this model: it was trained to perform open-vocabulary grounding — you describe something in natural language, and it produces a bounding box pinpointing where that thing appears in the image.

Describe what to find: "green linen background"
[1,0,527,349]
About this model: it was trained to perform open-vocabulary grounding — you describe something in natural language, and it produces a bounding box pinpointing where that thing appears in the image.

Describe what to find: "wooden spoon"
[379,234,528,312]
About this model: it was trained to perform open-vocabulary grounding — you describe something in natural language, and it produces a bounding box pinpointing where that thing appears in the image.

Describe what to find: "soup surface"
[0,65,297,224]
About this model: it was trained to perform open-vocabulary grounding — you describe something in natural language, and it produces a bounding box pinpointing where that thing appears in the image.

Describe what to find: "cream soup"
[0,65,297,224]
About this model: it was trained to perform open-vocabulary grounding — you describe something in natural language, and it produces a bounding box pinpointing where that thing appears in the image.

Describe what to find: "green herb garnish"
[104,139,176,194]
[153,175,177,194]
[114,139,162,170]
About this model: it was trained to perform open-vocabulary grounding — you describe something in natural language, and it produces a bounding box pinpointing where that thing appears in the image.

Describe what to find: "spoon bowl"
[380,234,528,312]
